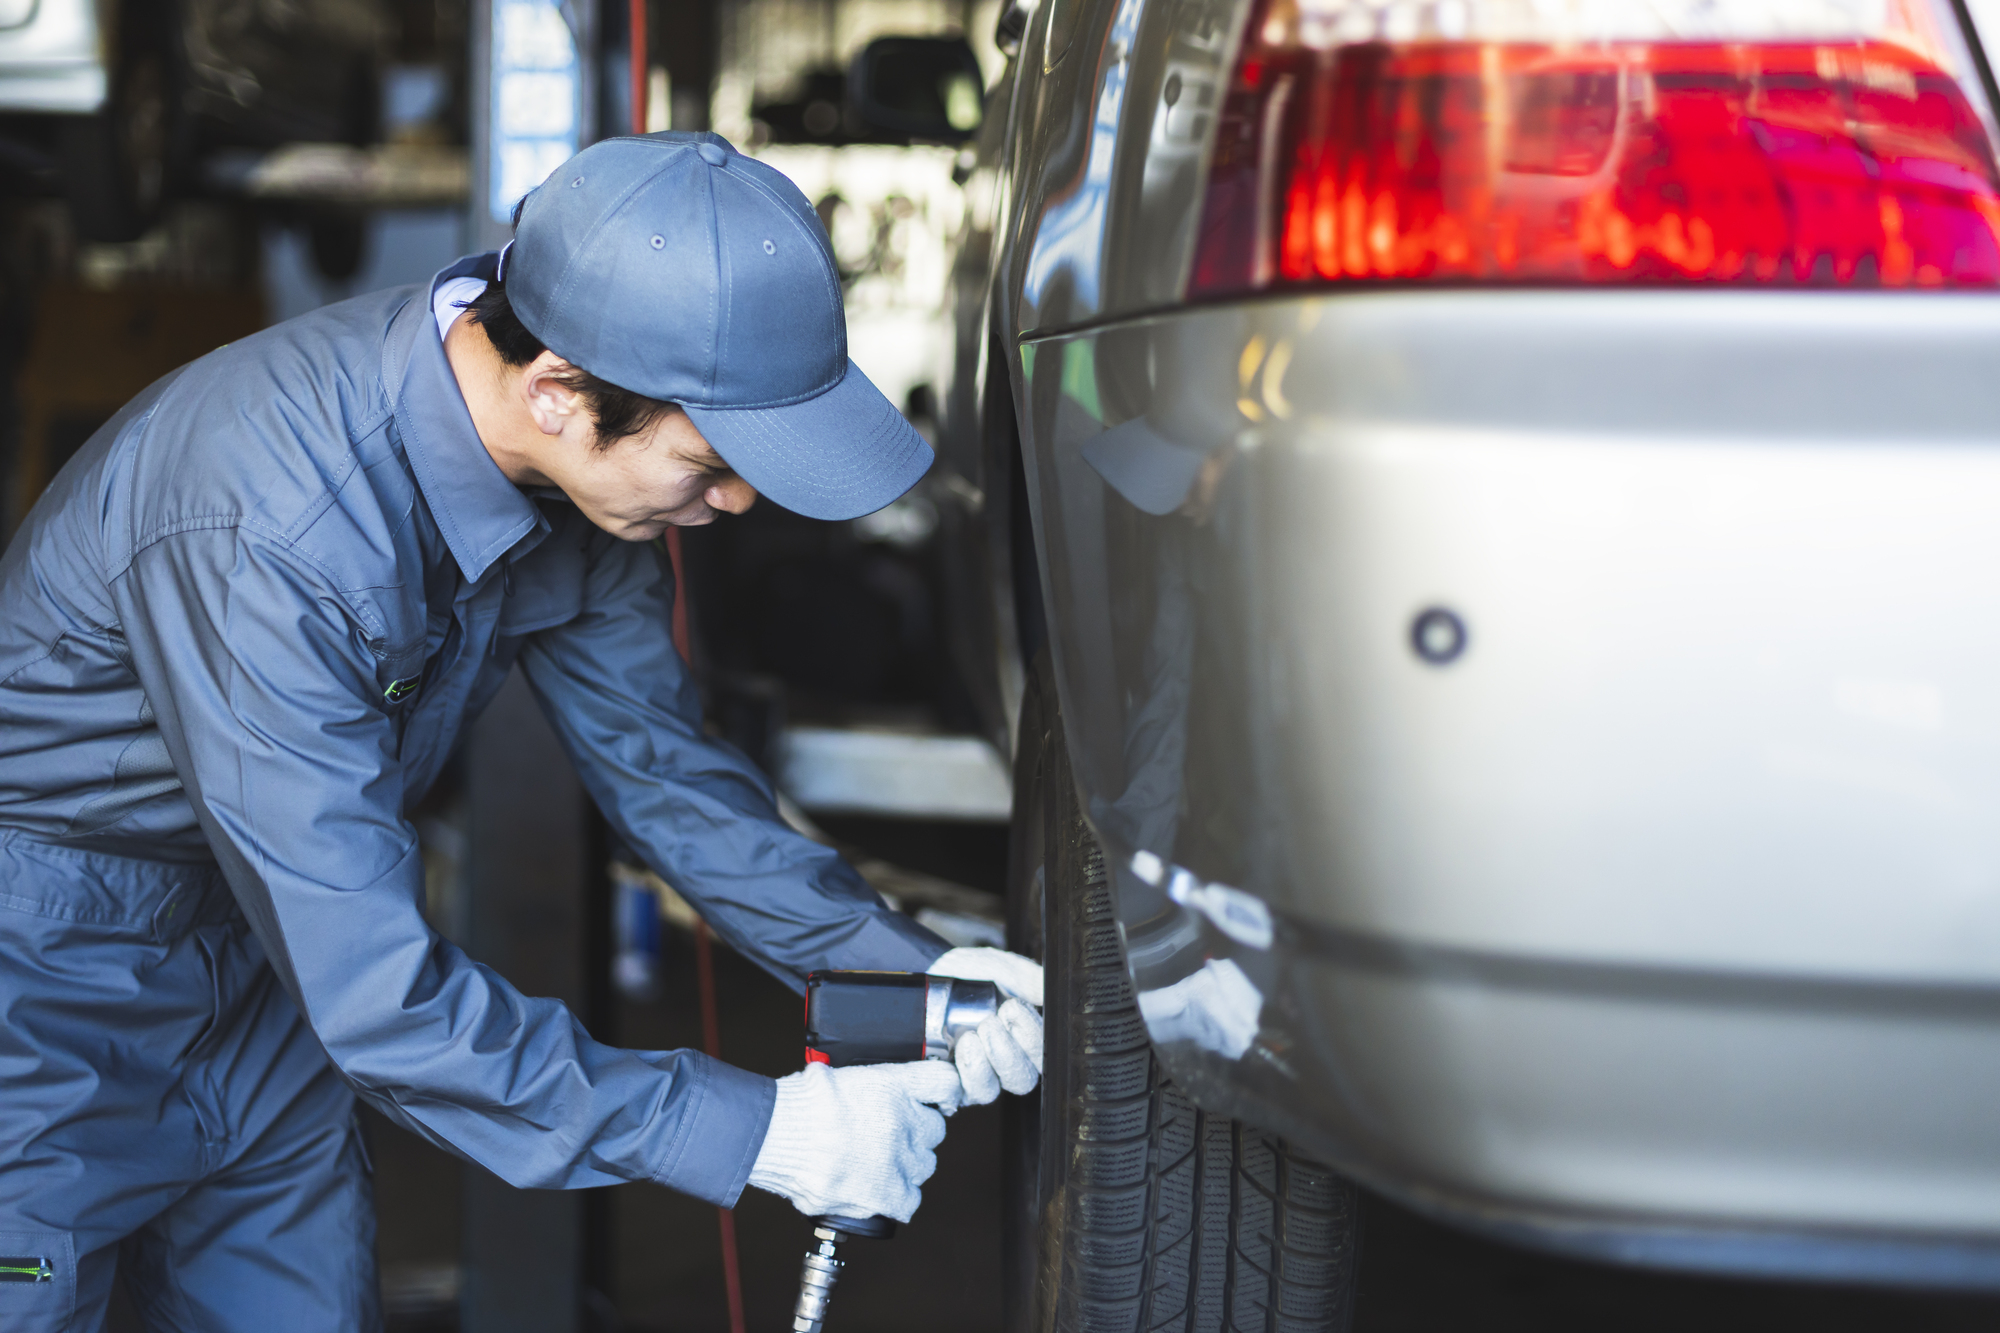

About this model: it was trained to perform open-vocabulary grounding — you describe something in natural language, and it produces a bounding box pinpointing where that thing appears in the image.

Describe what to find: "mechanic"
[0,131,1046,1331]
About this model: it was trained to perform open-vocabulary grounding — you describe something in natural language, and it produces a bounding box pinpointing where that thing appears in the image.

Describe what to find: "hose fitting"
[791,1224,844,1333]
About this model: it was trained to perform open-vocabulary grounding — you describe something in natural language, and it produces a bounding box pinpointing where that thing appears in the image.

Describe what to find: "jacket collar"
[386,252,543,584]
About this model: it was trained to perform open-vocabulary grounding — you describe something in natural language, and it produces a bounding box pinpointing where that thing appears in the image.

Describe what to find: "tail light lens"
[1189,0,2000,293]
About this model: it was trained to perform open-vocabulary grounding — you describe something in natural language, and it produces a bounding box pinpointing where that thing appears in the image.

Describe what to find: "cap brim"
[684,362,934,521]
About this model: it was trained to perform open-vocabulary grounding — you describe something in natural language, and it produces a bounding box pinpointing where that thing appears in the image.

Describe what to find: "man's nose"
[707,476,759,515]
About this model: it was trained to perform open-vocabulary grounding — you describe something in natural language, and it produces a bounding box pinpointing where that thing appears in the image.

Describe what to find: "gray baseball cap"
[504,131,932,521]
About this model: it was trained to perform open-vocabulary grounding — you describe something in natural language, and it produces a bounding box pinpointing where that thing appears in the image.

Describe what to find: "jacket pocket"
[0,1230,75,1329]
[372,640,427,711]
[179,929,226,1062]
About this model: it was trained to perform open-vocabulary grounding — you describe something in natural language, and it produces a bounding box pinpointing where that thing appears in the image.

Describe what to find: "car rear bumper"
[1019,289,2000,1282]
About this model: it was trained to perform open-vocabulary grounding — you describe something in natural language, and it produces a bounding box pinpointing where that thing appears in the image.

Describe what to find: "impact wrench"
[790,970,1000,1333]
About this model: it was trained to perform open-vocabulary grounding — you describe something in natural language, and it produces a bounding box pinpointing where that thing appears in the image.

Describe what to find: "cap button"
[696,142,728,166]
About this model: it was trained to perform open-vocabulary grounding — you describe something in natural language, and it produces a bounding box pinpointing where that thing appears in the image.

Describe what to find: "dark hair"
[462,281,674,446]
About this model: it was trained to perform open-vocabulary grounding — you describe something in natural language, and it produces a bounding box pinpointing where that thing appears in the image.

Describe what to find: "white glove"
[930,946,1044,1007]
[747,1061,964,1222]
[954,997,1044,1106]
[930,948,1046,1104]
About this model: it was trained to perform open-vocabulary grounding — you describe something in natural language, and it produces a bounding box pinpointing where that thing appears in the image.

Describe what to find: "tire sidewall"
[1002,651,1361,1333]
[1004,651,1056,1333]
[1004,651,1119,1333]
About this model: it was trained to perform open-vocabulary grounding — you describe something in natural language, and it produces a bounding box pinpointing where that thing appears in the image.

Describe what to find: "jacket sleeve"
[113,526,773,1204]
[514,530,948,991]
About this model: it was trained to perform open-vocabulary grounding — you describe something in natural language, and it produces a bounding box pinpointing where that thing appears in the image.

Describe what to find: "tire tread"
[1049,841,1355,1333]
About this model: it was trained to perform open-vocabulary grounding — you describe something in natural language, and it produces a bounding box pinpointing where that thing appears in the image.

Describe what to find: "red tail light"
[1189,0,2000,293]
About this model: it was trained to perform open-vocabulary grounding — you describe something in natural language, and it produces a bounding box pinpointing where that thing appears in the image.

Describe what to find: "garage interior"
[6,2,2000,1331]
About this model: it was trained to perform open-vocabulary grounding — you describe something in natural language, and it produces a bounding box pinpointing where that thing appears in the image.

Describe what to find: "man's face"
[515,354,760,540]
[559,407,759,540]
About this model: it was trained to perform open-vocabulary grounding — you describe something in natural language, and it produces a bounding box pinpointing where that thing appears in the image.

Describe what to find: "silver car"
[855,0,2000,1325]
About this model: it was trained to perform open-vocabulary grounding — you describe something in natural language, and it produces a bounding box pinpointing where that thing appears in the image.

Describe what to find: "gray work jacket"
[0,252,946,1206]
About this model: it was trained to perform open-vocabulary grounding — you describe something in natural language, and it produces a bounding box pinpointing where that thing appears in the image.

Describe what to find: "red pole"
[666,529,689,660]
[695,921,749,1333]
[629,0,649,133]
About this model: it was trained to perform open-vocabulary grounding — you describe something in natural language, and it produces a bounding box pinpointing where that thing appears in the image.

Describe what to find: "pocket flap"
[0,1230,74,1321]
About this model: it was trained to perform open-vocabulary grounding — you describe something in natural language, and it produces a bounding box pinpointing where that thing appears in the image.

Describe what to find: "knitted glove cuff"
[747,1066,826,1202]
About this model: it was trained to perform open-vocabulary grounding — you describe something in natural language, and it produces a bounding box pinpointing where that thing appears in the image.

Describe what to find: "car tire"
[1005,652,1360,1333]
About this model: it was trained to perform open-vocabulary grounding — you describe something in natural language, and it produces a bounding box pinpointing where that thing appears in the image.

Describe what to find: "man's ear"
[520,351,585,439]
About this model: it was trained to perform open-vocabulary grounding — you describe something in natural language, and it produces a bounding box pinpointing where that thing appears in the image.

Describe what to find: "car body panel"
[1063,292,2000,983]
[1013,288,2000,1275]
[1007,0,1238,335]
[935,58,1034,752]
